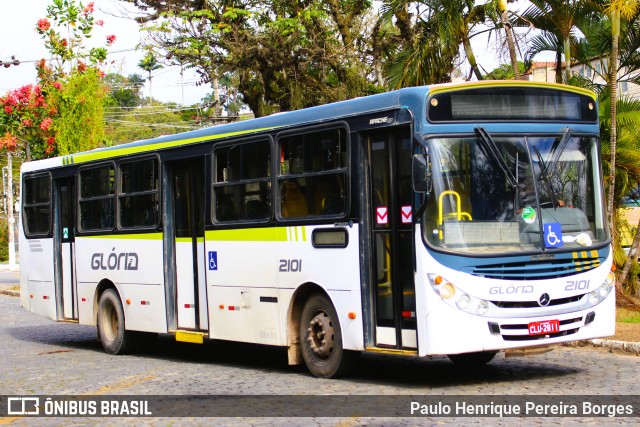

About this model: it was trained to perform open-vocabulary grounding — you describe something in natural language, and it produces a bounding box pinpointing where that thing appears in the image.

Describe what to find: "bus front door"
[53,176,77,320]
[164,158,208,332]
[365,127,418,350]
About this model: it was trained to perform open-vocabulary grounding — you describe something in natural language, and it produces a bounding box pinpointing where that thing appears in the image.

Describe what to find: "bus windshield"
[421,132,608,255]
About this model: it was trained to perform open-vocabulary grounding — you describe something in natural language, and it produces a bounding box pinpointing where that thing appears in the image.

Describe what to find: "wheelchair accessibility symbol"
[544,223,563,248]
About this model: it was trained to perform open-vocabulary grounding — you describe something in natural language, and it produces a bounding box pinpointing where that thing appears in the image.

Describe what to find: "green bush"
[0,218,8,262]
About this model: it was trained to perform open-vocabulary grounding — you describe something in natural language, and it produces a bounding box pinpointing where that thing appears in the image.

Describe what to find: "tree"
[128,0,376,117]
[497,0,521,79]
[0,83,57,159]
[606,0,640,291]
[104,73,145,108]
[0,0,113,160]
[606,0,640,257]
[383,0,490,87]
[520,0,598,83]
[138,53,163,106]
[485,61,526,79]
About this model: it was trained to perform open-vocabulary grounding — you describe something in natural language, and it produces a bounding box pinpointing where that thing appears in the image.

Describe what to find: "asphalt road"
[0,294,638,426]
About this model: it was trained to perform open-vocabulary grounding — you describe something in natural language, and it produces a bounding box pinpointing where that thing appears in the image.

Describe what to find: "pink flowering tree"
[0,83,59,159]
[0,0,113,159]
[36,0,115,75]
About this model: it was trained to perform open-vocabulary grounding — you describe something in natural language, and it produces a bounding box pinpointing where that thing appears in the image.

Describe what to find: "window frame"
[211,136,274,225]
[117,155,161,230]
[77,161,117,233]
[22,172,52,238]
[275,123,350,222]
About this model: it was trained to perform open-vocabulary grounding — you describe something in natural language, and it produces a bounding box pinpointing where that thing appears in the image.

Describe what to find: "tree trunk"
[498,0,519,79]
[462,37,483,81]
[564,36,572,83]
[608,10,621,250]
[555,50,563,83]
[619,217,640,293]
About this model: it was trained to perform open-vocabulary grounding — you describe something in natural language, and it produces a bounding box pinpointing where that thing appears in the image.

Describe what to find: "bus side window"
[118,158,159,229]
[79,164,115,232]
[213,139,271,223]
[277,127,347,220]
[23,174,52,236]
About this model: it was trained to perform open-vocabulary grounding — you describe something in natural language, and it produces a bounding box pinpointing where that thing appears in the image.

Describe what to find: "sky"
[0,0,211,106]
[0,1,547,106]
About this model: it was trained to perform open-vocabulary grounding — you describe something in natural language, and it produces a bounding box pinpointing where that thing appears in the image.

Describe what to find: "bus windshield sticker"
[522,207,536,224]
[544,222,563,248]
[376,206,388,224]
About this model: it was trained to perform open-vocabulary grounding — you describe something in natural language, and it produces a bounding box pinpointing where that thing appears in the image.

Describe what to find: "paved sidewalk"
[0,263,20,297]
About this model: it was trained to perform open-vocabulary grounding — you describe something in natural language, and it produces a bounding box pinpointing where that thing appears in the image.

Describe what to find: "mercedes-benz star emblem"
[538,293,551,307]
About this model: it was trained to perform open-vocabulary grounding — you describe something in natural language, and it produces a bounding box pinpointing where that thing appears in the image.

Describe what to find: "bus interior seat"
[282,181,308,217]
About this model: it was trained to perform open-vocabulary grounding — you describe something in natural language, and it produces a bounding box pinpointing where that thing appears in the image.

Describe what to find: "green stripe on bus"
[78,233,163,240]
[206,228,288,242]
[70,127,278,165]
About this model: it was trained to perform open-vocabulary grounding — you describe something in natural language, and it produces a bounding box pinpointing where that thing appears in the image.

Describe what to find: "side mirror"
[412,153,431,193]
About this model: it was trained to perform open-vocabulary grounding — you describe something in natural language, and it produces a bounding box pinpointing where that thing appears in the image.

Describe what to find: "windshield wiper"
[548,128,573,177]
[475,127,517,187]
[532,144,560,210]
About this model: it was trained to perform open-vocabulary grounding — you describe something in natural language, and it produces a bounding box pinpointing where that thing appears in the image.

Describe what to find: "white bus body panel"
[206,231,279,345]
[175,240,208,330]
[61,241,76,318]
[277,225,363,351]
[205,225,364,351]
[74,236,168,333]
[414,227,616,357]
[20,238,57,321]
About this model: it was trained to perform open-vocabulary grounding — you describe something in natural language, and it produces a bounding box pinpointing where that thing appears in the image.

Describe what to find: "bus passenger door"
[53,176,77,320]
[164,158,208,332]
[364,127,418,350]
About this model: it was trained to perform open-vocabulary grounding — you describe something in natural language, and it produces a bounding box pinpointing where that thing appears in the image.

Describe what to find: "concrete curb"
[0,289,19,297]
[590,339,640,355]
[563,339,640,355]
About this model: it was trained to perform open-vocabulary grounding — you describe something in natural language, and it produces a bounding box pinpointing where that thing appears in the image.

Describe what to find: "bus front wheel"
[447,351,497,365]
[300,293,354,378]
[97,289,134,355]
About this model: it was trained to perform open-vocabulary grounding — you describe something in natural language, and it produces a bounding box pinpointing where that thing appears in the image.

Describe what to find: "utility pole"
[7,153,16,269]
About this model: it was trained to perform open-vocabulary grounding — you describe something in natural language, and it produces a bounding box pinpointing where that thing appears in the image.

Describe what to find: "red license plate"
[528,320,560,336]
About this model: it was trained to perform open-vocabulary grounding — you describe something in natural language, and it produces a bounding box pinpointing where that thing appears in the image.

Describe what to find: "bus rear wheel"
[447,351,497,365]
[97,289,134,355]
[300,293,354,378]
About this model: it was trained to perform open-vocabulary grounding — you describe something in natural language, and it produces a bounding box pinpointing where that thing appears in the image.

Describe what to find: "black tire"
[447,351,497,366]
[300,293,355,378]
[97,289,134,355]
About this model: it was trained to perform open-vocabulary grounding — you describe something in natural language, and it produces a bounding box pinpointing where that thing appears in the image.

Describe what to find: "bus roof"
[21,81,596,173]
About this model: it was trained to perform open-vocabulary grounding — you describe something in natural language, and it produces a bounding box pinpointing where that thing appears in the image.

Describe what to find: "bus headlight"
[588,291,599,305]
[476,300,489,316]
[598,283,609,300]
[439,283,455,299]
[456,294,471,310]
[605,271,615,287]
[428,274,491,316]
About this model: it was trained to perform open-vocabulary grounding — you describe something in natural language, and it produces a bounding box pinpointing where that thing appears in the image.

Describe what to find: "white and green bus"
[19,81,615,378]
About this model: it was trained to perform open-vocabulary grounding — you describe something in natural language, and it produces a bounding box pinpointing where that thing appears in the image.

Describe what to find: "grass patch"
[616,307,640,323]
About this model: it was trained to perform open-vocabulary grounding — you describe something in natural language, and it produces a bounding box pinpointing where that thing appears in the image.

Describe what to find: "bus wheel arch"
[95,283,135,355]
[287,282,324,366]
[292,285,355,378]
[93,279,118,326]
